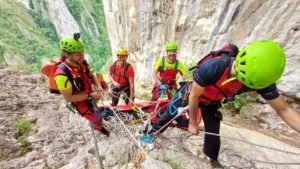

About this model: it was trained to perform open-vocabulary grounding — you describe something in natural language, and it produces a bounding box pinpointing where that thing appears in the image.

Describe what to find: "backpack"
[41,59,93,94]
[190,44,249,102]
[160,56,179,72]
[189,44,239,71]
[112,61,131,82]
[41,60,73,94]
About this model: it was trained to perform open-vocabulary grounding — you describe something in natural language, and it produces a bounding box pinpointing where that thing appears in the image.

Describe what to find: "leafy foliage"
[1,0,111,73]
[14,117,32,135]
[28,10,59,43]
[65,0,112,72]
[163,159,182,169]
[222,94,255,116]
[0,0,59,71]
[14,117,33,155]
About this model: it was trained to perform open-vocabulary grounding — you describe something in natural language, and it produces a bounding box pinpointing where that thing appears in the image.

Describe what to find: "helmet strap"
[221,77,237,86]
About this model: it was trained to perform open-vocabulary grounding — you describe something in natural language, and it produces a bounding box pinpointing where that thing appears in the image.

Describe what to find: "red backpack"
[189,44,239,71]
[41,59,65,94]
[41,59,106,94]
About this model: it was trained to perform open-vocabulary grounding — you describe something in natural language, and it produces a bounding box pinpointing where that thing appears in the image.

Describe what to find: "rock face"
[20,0,80,37]
[0,67,299,168]
[103,0,300,97]
[30,0,79,37]
[27,0,80,37]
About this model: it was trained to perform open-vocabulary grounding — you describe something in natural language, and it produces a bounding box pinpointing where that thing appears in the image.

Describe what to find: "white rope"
[89,122,104,169]
[120,91,147,115]
[96,86,300,165]
[199,131,300,156]
[108,90,148,123]
[99,92,148,156]
[163,131,300,165]
[153,106,189,135]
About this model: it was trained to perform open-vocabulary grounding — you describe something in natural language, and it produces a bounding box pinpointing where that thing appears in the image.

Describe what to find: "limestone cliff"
[10,0,111,72]
[30,0,80,37]
[103,0,300,97]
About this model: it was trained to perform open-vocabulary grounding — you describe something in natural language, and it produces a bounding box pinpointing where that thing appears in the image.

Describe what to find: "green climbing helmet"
[59,37,84,53]
[166,42,177,51]
[235,40,286,89]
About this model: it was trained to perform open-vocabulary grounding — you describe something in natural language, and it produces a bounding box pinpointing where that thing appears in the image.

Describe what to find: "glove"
[159,84,168,91]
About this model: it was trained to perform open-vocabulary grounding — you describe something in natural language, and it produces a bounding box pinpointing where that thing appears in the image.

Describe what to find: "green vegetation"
[14,117,32,135]
[99,155,105,161]
[0,45,6,66]
[0,0,111,73]
[163,159,182,169]
[141,91,152,100]
[28,10,59,43]
[0,0,59,71]
[222,94,255,116]
[14,117,33,155]
[65,0,111,72]
[185,63,195,81]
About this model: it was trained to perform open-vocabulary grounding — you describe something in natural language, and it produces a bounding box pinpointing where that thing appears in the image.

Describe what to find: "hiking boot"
[100,127,110,137]
[204,157,223,169]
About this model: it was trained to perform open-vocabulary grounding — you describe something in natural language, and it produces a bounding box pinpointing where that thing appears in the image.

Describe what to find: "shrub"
[14,117,32,135]
[222,94,255,116]
[13,117,33,155]
[163,159,182,169]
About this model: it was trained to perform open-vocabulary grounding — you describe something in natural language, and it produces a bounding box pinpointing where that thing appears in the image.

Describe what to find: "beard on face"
[75,59,84,65]
[167,54,176,63]
[69,54,84,66]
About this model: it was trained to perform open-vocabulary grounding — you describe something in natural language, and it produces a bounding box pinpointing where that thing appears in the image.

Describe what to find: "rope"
[152,100,168,118]
[158,130,300,166]
[197,131,300,156]
[145,98,300,157]
[146,102,300,165]
[88,98,105,169]
[153,106,189,135]
[89,122,104,169]
[99,91,148,156]
[132,151,145,169]
[119,91,146,114]
[92,81,300,165]
[250,159,300,165]
[107,90,147,122]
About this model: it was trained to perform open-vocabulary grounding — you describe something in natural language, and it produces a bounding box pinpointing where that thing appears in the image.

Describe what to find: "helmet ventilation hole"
[240,52,246,57]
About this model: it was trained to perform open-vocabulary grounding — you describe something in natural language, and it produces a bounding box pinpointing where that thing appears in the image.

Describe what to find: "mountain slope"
[0,0,59,70]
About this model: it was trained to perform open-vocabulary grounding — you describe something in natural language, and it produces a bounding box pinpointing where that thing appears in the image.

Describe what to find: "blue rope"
[167,89,183,116]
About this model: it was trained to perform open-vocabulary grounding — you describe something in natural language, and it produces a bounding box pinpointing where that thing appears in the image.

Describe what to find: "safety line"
[198,131,300,156]
[99,92,148,156]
